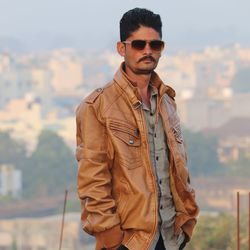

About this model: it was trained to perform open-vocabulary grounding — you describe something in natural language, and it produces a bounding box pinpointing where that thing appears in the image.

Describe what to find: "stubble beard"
[134,68,154,75]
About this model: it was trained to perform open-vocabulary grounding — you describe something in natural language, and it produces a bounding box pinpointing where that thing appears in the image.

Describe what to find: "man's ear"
[117,41,126,57]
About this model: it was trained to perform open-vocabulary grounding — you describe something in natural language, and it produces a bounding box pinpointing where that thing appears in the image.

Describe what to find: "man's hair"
[120,8,162,41]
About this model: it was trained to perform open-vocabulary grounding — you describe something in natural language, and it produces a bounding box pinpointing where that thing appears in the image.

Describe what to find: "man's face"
[117,26,163,75]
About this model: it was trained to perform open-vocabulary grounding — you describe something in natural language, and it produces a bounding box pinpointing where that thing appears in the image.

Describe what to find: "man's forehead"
[128,26,161,40]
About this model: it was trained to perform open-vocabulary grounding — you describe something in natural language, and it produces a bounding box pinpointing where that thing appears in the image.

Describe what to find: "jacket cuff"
[95,224,124,249]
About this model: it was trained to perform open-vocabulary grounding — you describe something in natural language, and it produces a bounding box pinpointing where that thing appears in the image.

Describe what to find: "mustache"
[138,56,156,63]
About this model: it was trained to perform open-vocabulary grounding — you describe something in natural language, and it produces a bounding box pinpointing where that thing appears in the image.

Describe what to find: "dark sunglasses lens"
[150,41,164,51]
[131,40,146,50]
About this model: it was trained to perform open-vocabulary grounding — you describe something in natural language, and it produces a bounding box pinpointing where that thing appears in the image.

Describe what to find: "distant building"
[204,118,250,163]
[0,53,33,109]
[48,48,84,97]
[0,164,22,197]
[218,136,250,163]
[177,91,250,132]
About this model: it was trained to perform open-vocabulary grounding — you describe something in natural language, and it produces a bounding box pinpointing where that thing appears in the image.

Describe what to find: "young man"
[76,8,199,250]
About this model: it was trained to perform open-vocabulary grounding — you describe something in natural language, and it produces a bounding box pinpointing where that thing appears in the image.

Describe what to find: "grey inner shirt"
[141,85,184,250]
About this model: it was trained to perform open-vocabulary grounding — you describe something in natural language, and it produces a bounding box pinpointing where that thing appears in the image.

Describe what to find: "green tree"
[186,213,250,250]
[0,131,27,167]
[23,130,77,197]
[11,238,17,250]
[187,214,235,250]
[183,130,221,177]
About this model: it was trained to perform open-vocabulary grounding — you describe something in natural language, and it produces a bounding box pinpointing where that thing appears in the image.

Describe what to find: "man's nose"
[143,42,152,54]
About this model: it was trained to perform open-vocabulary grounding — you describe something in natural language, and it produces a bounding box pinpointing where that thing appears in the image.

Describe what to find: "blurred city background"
[0,0,250,249]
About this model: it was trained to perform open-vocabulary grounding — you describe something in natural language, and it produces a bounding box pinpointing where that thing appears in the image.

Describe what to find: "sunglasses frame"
[122,39,165,52]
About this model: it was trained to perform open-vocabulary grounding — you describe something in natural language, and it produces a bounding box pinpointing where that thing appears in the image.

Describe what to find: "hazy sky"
[0,0,249,52]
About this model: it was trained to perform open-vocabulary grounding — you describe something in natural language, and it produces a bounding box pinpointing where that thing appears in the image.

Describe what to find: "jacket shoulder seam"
[85,81,114,104]
[102,86,123,115]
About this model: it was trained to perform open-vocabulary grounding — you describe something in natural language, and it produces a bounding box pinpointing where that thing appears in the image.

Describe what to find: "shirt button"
[159,179,162,185]
[129,139,134,145]
[150,112,153,116]
[160,205,163,210]
[154,133,156,138]
[156,156,159,161]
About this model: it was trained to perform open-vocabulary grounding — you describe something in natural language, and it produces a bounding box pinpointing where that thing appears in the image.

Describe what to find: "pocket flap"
[109,120,141,147]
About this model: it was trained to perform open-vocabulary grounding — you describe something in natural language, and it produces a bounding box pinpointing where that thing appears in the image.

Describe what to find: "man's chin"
[136,69,153,75]
[135,66,156,75]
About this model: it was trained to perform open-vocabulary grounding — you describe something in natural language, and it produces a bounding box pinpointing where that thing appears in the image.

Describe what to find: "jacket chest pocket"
[168,112,183,143]
[168,112,187,163]
[109,120,142,169]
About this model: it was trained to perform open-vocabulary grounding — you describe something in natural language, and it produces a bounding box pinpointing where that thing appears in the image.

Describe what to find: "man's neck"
[124,65,152,107]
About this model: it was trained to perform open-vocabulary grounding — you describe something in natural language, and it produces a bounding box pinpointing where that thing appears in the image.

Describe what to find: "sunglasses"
[123,40,165,51]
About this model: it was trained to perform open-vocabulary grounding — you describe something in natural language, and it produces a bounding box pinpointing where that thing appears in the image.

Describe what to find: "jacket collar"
[113,62,175,108]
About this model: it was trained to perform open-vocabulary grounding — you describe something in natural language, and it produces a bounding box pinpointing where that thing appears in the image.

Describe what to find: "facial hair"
[134,56,158,75]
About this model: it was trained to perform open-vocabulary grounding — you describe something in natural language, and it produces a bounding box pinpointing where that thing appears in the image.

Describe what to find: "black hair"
[120,8,162,41]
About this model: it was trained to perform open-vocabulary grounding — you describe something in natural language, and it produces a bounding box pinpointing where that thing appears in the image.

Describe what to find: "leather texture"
[76,63,199,250]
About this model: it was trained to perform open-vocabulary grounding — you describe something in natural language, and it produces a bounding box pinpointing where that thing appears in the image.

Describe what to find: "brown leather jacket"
[76,63,199,250]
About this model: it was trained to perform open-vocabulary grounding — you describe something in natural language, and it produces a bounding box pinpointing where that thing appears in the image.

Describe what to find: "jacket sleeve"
[75,101,123,249]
